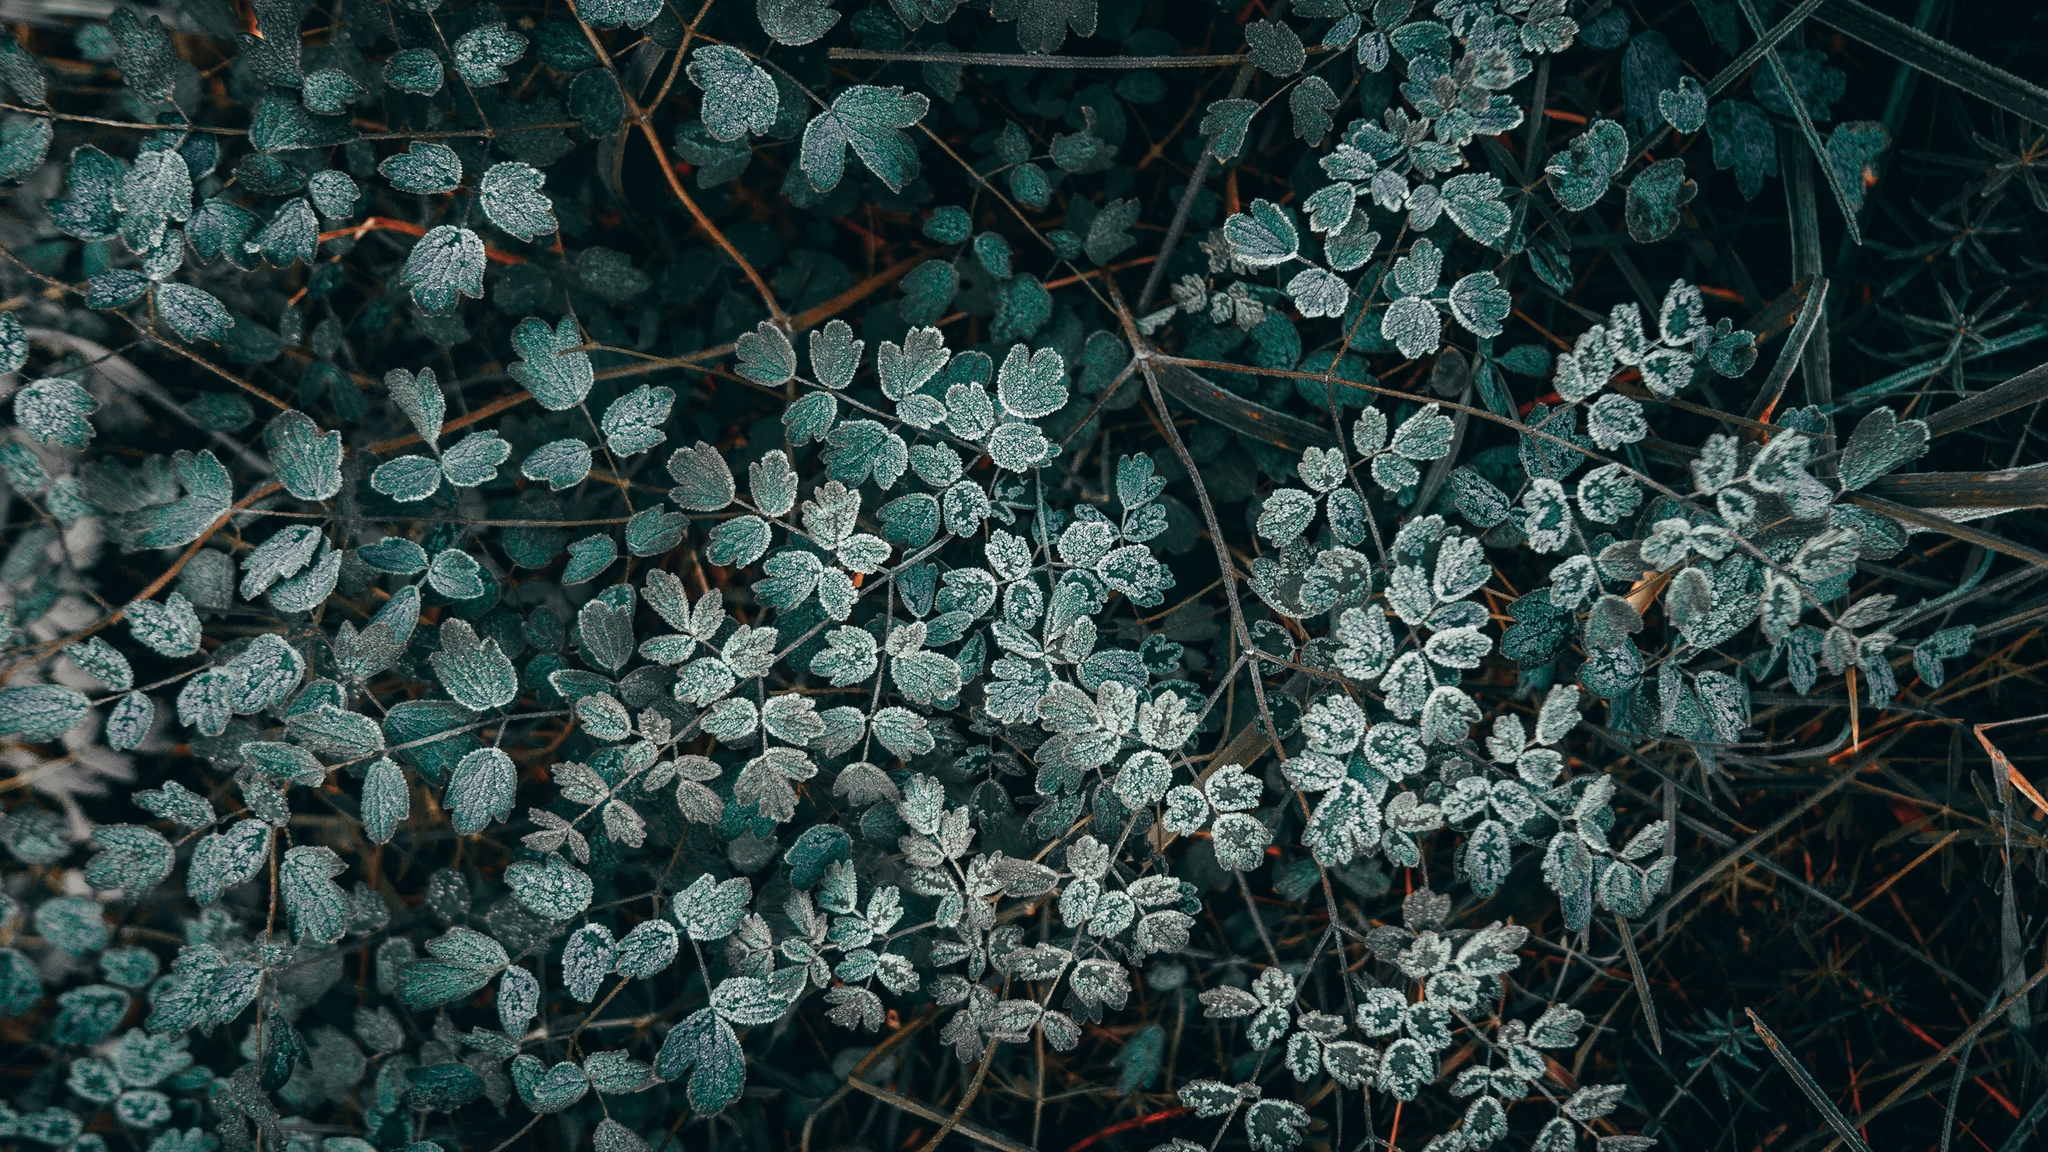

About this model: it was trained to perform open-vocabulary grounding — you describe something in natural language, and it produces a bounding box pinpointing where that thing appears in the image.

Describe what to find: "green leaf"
[506,853,593,920]
[579,0,661,28]
[800,85,930,194]
[1659,74,1707,133]
[287,703,384,759]
[1826,121,1889,213]
[249,196,317,265]
[1448,272,1510,337]
[430,619,518,711]
[110,1,178,103]
[1382,297,1442,359]
[1290,75,1339,142]
[386,367,445,445]
[757,0,841,46]
[84,825,173,890]
[447,747,514,833]
[823,420,908,487]
[581,0,659,26]
[784,390,838,445]
[1245,1099,1310,1152]
[807,319,863,391]
[122,449,233,547]
[0,684,87,741]
[64,637,131,691]
[602,385,675,456]
[401,225,486,314]
[265,409,342,500]
[706,516,770,567]
[1200,99,1258,162]
[0,313,25,374]
[562,533,618,583]
[0,117,52,184]
[87,266,148,307]
[427,548,489,598]
[1287,268,1349,319]
[1705,99,1777,200]
[307,169,358,219]
[512,1055,591,1112]
[1545,118,1627,211]
[155,282,234,341]
[1440,173,1510,245]
[1244,19,1305,76]
[673,121,751,185]
[1839,406,1928,490]
[991,273,1052,342]
[249,94,357,152]
[571,70,626,136]
[441,431,512,487]
[15,378,97,448]
[384,48,445,96]
[382,142,463,194]
[479,162,557,241]
[689,46,778,142]
[452,23,526,86]
[301,68,365,114]
[510,315,594,410]
[0,26,48,106]
[524,438,593,489]
[35,897,109,957]
[49,144,122,240]
[923,205,971,244]
[735,320,796,385]
[562,923,616,1000]
[188,820,270,905]
[996,342,1069,419]
[0,948,40,1015]
[1225,199,1299,267]
[666,441,736,510]
[1625,157,1697,242]
[279,845,348,944]
[372,455,442,502]
[127,593,201,656]
[991,0,1096,53]
[409,1063,485,1111]
[1084,198,1139,265]
[186,197,258,263]
[614,914,679,975]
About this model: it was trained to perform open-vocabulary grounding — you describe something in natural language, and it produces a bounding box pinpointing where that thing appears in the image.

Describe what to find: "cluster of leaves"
[1,2,2046,1152]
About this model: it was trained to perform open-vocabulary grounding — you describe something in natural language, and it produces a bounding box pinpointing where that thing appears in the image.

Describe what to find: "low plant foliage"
[0,1,2044,1152]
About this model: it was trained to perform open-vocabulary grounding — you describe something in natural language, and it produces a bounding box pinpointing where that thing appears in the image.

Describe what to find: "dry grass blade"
[1816,0,2048,125]
[1615,913,1664,1055]
[1840,492,2048,568]
[1747,1009,1876,1152]
[1920,362,2048,438]
[1744,277,1830,425]
[847,1075,1032,1152]
[1149,357,1342,451]
[1866,468,2048,510]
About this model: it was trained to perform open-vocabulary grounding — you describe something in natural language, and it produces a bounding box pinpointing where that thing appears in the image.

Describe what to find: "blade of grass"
[1628,0,1830,167]
[1818,960,2048,1150]
[1736,0,1866,245]
[1150,358,1342,451]
[1865,468,2048,510]
[1744,276,1831,425]
[1816,0,2048,126]
[829,49,1248,68]
[1839,491,2048,568]
[1919,361,2048,438]
[1616,913,1664,1055]
[1746,1009,1876,1152]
